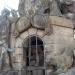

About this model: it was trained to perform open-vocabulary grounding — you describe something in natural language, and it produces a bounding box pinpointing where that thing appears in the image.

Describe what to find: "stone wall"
[11,27,45,70]
[4,15,74,75]
[10,25,74,74]
[43,25,74,74]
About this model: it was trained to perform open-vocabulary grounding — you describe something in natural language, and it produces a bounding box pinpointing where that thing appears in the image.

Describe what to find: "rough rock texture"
[44,24,74,73]
[50,0,62,16]
[55,0,75,21]
[9,17,74,75]
[58,68,75,75]
[46,48,74,73]
[18,0,25,16]
[16,16,31,33]
[15,15,74,37]
[49,16,73,28]
[1,0,74,75]
[54,48,73,71]
[32,14,48,29]
[18,0,63,17]
[18,0,51,16]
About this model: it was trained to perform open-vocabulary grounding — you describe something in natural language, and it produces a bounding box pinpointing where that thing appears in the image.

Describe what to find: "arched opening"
[23,36,44,67]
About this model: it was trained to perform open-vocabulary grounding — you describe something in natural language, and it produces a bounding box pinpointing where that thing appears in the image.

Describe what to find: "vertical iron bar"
[36,30,39,66]
[28,31,31,75]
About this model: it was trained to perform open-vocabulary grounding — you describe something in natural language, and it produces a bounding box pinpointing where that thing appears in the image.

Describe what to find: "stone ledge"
[49,16,73,28]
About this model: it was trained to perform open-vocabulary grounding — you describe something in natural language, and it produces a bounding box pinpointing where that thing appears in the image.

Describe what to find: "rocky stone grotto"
[0,0,75,75]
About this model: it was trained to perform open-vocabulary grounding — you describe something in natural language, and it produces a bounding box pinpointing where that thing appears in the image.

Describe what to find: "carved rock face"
[18,0,50,16]
[32,14,48,29]
[16,17,31,32]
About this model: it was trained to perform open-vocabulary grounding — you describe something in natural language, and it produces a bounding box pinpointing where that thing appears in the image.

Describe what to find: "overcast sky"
[0,0,19,13]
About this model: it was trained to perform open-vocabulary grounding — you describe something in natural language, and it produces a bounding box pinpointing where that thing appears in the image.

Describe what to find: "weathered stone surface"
[14,48,23,55]
[14,16,74,37]
[32,14,48,29]
[32,14,53,35]
[37,29,45,37]
[49,16,73,28]
[45,47,73,72]
[16,16,31,32]
[50,0,62,16]
[73,49,75,57]
[11,23,16,33]
[20,31,28,40]
[43,25,74,45]
[43,25,74,72]
[18,0,25,16]
[58,68,75,75]
[10,37,16,48]
[18,0,51,16]
[15,37,23,48]
[28,27,37,35]
[54,48,73,71]
[60,0,73,4]
[0,0,75,74]
[13,48,23,70]
[8,17,18,24]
